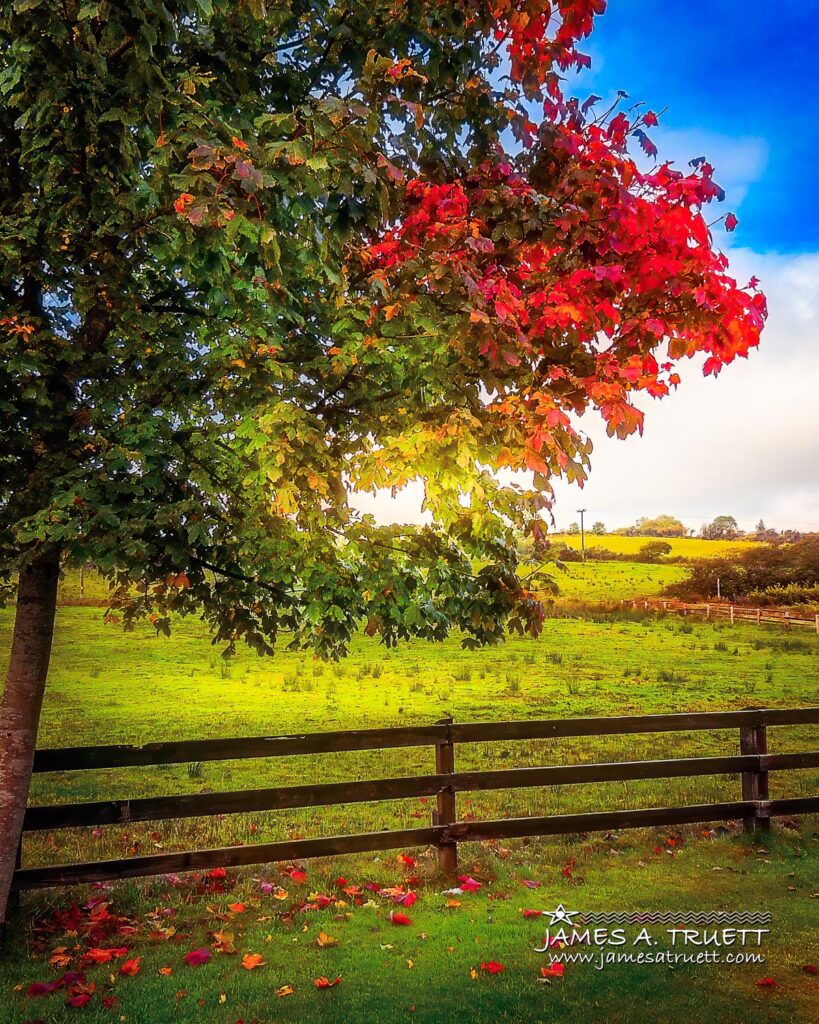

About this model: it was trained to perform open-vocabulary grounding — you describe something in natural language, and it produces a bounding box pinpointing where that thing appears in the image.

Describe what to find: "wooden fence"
[627,598,819,631]
[13,707,819,892]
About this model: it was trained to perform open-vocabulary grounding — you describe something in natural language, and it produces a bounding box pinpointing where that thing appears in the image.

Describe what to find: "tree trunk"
[0,547,60,923]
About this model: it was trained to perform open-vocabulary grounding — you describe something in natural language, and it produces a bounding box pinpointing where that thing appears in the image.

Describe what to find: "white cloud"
[350,249,819,534]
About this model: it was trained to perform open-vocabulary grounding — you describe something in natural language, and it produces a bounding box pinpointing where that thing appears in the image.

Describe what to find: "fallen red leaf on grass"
[480,961,505,974]
[522,909,543,919]
[389,911,412,926]
[119,957,140,976]
[184,948,212,967]
[228,902,246,913]
[27,981,63,997]
[314,976,342,988]
[397,854,416,868]
[66,993,93,1007]
[457,876,482,892]
[541,963,565,978]
[756,977,776,988]
[803,964,818,975]
[79,947,128,966]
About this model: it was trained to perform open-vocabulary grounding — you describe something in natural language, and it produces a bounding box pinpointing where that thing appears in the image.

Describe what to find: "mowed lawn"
[0,606,817,1023]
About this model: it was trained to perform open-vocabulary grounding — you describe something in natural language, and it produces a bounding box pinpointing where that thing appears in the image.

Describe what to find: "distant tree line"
[664,537,819,604]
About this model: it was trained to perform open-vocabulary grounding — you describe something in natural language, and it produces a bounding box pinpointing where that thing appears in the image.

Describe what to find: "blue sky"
[359,3,819,532]
[579,0,819,254]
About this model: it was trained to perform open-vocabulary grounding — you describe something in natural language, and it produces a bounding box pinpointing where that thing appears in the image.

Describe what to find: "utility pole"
[577,508,587,562]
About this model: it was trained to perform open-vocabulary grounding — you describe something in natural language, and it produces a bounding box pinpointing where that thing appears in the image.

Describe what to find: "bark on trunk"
[0,547,60,923]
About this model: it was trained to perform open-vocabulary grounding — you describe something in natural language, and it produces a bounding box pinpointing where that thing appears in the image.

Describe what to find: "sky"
[353,1,819,535]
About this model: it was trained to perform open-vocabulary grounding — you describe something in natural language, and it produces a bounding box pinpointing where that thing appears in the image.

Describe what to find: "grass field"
[1,605,817,1022]
[2,606,816,861]
[549,534,759,559]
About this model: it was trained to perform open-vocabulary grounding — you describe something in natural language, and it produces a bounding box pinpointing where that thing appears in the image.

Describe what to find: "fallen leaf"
[756,977,776,988]
[389,911,412,926]
[480,961,505,974]
[314,976,341,989]
[184,948,212,967]
[316,931,338,948]
[159,967,173,976]
[458,876,482,892]
[276,983,295,997]
[241,953,265,971]
[541,963,565,978]
[119,957,141,976]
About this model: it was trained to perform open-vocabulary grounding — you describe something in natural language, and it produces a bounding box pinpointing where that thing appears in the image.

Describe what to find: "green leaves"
[0,0,707,659]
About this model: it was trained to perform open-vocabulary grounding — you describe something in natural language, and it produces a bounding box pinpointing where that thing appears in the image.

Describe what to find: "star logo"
[544,904,579,927]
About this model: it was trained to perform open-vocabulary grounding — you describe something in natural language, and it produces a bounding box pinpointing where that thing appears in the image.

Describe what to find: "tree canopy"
[0,0,766,657]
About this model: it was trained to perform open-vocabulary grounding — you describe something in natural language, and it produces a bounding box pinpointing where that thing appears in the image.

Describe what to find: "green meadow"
[1,566,817,1023]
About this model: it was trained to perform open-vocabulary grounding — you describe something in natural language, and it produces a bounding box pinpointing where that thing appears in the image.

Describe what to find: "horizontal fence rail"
[14,706,819,892]
[628,598,819,631]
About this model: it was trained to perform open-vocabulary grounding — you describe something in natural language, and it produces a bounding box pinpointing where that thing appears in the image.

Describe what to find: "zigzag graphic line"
[577,912,771,925]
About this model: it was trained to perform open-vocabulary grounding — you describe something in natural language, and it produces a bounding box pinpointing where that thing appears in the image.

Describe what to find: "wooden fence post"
[433,716,458,876]
[740,714,770,834]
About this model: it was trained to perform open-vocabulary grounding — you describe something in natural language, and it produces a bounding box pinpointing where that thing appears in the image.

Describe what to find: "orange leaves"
[240,953,265,971]
[119,957,141,976]
[173,193,195,215]
[78,947,128,968]
[275,983,295,997]
[540,962,565,978]
[316,931,338,948]
[314,975,342,989]
[165,572,190,589]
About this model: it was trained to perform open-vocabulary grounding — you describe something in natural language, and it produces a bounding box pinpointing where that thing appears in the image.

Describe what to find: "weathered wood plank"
[24,753,779,832]
[12,826,440,891]
[17,796,819,891]
[449,707,819,744]
[32,725,449,772]
[32,707,819,772]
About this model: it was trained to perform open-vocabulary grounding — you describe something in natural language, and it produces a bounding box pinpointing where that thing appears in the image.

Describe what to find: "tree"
[701,515,741,540]
[567,522,581,535]
[591,521,606,536]
[620,515,687,537]
[0,1,765,920]
[638,539,672,562]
